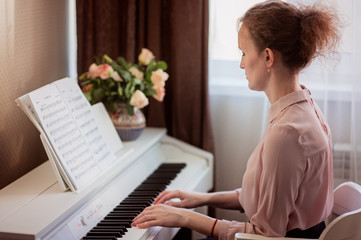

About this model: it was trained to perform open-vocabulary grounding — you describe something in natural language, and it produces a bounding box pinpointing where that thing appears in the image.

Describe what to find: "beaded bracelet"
[211,219,218,238]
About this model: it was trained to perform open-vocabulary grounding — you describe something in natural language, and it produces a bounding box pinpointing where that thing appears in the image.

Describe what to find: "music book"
[16,77,122,192]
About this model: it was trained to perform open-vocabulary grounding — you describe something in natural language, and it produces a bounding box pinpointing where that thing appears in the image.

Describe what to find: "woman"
[132,1,341,239]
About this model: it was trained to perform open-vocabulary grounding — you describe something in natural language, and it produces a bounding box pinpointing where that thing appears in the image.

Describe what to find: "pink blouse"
[218,86,334,239]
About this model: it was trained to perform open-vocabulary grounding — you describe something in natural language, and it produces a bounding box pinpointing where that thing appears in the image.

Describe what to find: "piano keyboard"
[82,163,186,240]
[0,128,213,240]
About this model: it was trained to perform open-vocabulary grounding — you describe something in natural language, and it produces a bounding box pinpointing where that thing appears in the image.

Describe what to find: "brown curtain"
[76,0,214,154]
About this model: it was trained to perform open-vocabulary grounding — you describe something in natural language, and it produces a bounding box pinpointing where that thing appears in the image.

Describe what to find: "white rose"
[151,69,169,87]
[138,48,155,65]
[130,90,149,109]
[129,67,144,81]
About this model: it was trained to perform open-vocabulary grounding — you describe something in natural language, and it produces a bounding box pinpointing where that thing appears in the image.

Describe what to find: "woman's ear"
[264,48,274,68]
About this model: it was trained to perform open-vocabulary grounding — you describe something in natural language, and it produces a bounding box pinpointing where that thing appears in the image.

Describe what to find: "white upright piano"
[0,128,213,240]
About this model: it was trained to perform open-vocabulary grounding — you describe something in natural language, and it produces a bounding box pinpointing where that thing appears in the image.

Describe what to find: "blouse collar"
[267,85,312,124]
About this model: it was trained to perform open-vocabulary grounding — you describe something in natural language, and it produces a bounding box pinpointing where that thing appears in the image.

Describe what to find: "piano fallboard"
[0,128,213,240]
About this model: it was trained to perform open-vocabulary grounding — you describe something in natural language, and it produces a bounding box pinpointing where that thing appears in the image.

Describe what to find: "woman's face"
[238,25,268,91]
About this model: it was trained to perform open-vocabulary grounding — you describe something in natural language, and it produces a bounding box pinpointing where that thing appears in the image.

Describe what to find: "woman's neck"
[264,67,301,104]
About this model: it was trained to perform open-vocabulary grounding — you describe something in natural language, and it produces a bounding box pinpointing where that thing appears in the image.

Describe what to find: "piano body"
[0,127,213,240]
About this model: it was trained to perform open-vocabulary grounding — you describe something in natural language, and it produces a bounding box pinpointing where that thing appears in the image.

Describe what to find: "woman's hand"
[153,190,208,208]
[131,204,188,228]
[131,204,218,237]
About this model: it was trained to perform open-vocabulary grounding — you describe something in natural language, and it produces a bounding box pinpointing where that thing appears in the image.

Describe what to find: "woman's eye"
[238,49,244,57]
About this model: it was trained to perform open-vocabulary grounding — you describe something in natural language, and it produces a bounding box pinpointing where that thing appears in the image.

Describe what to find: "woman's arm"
[206,190,243,210]
[154,189,242,210]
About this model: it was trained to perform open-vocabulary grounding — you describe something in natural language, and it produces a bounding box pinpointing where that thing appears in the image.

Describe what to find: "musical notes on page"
[22,77,117,191]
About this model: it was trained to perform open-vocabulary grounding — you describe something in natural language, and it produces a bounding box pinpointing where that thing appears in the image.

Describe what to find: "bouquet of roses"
[79,48,169,115]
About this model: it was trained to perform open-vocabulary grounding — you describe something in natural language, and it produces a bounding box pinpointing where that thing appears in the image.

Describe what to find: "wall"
[0,0,70,189]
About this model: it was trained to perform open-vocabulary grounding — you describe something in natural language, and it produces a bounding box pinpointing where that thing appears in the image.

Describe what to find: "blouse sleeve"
[218,125,306,239]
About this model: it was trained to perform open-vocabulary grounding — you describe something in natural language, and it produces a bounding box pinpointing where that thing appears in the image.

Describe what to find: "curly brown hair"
[238,0,341,72]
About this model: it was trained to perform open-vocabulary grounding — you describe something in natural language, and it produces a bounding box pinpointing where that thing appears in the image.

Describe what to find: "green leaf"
[124,82,132,98]
[144,88,156,96]
[129,84,135,95]
[117,57,129,70]
[126,103,134,115]
[103,54,113,64]
[83,91,92,102]
[79,72,88,81]
[134,79,142,85]
[108,79,115,88]
[79,79,92,86]
[121,70,132,82]
[94,55,101,65]
[108,101,118,112]
[156,61,168,70]
[92,88,104,102]
[118,84,123,96]
[145,72,152,83]
[146,59,156,72]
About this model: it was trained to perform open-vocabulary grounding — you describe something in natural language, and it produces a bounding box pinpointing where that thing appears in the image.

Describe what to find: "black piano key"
[87,231,122,237]
[104,216,137,221]
[114,205,146,209]
[120,200,152,205]
[109,211,141,216]
[122,197,155,201]
[82,237,117,240]
[158,163,186,169]
[129,190,160,195]
[107,213,138,217]
[91,228,125,233]
[98,221,131,228]
[82,163,186,239]
[113,205,146,212]
[92,226,127,232]
[134,185,166,191]
[142,179,171,184]
[100,219,132,224]
[107,212,139,217]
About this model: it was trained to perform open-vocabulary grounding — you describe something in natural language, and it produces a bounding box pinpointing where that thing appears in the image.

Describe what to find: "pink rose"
[138,48,155,65]
[112,71,123,82]
[152,85,166,102]
[151,69,169,87]
[129,67,144,80]
[98,64,114,80]
[87,63,99,78]
[87,63,114,80]
[130,90,149,109]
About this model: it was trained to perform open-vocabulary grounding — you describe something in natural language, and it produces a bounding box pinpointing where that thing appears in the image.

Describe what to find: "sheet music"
[27,78,116,190]
[54,78,116,171]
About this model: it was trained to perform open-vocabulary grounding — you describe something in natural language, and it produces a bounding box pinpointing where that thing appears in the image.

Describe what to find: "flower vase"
[109,103,146,141]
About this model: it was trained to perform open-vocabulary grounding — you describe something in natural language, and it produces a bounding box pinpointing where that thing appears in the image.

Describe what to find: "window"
[209,0,357,97]
[209,0,265,96]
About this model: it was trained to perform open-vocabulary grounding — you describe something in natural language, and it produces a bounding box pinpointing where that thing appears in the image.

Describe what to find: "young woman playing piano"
[132,1,341,239]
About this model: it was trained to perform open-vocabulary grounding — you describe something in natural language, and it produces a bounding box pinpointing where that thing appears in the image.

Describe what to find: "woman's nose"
[240,61,245,69]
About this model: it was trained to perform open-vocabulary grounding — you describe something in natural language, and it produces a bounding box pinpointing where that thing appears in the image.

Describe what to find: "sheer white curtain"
[209,0,361,186]
[295,0,361,186]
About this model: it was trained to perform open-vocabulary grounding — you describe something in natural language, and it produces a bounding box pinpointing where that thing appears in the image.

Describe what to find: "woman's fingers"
[132,208,157,228]
[131,204,184,228]
[154,190,181,204]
